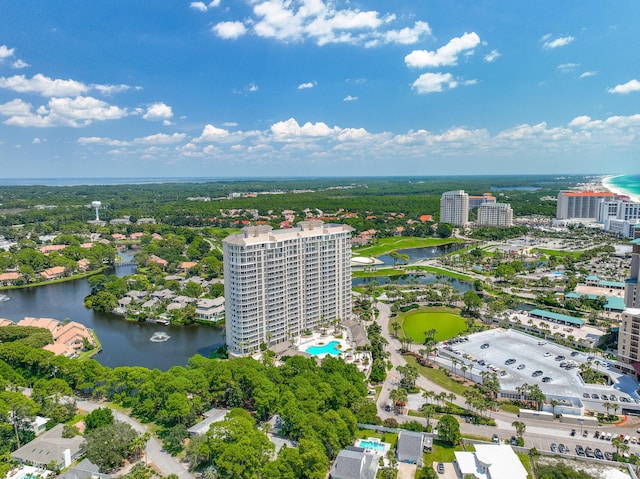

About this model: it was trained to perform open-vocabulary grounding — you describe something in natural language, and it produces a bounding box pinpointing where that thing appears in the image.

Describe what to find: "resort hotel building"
[223,221,353,357]
[476,203,513,228]
[440,190,469,227]
[556,191,615,220]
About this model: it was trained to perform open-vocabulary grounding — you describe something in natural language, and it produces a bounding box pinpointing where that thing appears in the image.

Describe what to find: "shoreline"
[601,174,640,202]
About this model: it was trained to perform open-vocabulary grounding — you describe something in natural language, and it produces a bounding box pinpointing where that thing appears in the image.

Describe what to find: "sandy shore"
[601,174,640,202]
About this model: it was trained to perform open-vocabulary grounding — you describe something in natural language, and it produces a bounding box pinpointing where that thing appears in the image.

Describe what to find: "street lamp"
[579,418,584,437]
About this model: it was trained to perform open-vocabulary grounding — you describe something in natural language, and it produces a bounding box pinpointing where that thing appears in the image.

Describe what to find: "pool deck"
[7,465,52,479]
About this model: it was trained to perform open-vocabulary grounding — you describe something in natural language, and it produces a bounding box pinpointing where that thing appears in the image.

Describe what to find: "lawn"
[404,356,470,396]
[353,237,460,258]
[400,307,467,342]
[424,440,470,466]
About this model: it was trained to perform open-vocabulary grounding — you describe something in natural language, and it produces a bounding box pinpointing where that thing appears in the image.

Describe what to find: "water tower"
[91,200,102,221]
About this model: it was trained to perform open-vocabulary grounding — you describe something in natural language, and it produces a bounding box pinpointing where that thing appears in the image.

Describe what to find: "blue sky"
[0,0,639,178]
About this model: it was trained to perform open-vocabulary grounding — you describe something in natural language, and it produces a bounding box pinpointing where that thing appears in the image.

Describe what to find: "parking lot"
[438,329,640,413]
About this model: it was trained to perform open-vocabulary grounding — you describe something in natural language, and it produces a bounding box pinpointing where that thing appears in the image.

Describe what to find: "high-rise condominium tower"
[223,221,353,357]
[440,190,469,227]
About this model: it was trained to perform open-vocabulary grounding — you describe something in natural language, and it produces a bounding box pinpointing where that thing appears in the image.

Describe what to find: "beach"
[601,174,640,202]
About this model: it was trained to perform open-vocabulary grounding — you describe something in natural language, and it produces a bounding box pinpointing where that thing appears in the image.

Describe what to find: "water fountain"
[149,331,171,342]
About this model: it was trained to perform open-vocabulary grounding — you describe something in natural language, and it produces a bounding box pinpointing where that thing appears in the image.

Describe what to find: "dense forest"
[0,327,374,478]
[0,175,581,235]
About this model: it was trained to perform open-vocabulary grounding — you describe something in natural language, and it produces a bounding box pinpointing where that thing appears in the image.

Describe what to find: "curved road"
[77,400,194,479]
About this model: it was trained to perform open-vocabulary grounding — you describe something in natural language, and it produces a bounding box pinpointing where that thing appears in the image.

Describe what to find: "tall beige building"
[440,190,469,226]
[617,239,640,370]
[477,203,513,227]
[223,221,353,357]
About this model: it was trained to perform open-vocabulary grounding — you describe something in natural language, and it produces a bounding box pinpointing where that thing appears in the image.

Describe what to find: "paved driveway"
[397,462,416,479]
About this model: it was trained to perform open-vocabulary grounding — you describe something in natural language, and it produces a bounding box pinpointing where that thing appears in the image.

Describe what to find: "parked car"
[542,376,553,383]
[585,447,594,458]
[481,343,490,349]
[559,443,568,453]
[505,358,516,365]
[591,393,599,400]
[517,364,526,370]
[550,443,558,452]
[583,429,589,438]
[594,430,600,439]
[583,393,590,399]
[576,445,585,456]
[437,463,444,474]
[492,434,499,443]
[555,355,565,361]
[594,448,604,459]
[601,394,609,401]
[510,436,518,446]
[610,394,617,401]
[571,351,579,357]
[570,429,576,436]
[532,370,543,377]
[605,451,614,460]
[544,352,552,357]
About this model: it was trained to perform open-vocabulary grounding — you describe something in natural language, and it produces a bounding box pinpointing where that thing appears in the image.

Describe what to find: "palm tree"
[603,401,612,417]
[550,399,559,417]
[421,404,436,427]
[512,420,526,440]
[391,322,401,337]
[460,363,468,380]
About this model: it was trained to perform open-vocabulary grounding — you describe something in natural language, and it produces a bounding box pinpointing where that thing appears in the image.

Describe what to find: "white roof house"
[454,444,527,479]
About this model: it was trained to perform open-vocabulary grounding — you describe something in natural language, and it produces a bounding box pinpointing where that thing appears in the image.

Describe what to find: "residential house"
[179,261,198,273]
[148,255,168,269]
[187,408,230,436]
[151,289,176,300]
[329,448,378,479]
[129,232,144,241]
[0,272,22,285]
[396,430,431,466]
[40,266,67,281]
[43,321,96,357]
[454,444,527,479]
[0,318,14,327]
[17,317,59,333]
[40,245,67,254]
[137,218,156,224]
[58,458,110,479]
[196,297,225,321]
[11,423,85,469]
[76,258,90,271]
[111,234,126,241]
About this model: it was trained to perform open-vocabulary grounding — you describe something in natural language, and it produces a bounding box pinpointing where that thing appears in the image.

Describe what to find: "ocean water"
[609,175,640,198]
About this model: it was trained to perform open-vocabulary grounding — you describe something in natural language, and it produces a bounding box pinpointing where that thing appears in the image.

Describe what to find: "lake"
[377,243,466,265]
[352,273,471,291]
[0,262,224,370]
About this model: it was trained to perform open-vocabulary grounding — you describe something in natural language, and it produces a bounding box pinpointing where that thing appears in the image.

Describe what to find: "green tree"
[85,407,114,431]
[84,421,138,471]
[437,414,461,445]
[511,420,526,439]
[463,290,483,314]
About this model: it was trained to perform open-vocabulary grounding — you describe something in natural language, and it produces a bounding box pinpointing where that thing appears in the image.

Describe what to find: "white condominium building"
[223,221,353,357]
[440,190,469,227]
[476,203,513,227]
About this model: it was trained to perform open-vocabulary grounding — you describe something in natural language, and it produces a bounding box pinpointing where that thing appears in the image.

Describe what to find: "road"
[373,301,640,458]
[77,400,195,479]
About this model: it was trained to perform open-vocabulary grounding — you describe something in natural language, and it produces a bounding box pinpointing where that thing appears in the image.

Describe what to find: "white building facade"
[476,203,513,227]
[440,190,469,227]
[223,221,353,356]
[556,191,615,219]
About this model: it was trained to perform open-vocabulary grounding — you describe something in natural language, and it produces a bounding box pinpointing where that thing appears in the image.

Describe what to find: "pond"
[352,273,472,292]
[0,252,224,370]
[377,243,466,265]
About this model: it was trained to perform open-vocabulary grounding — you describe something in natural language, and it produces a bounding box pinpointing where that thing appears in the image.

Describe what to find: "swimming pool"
[305,340,341,356]
[356,439,386,452]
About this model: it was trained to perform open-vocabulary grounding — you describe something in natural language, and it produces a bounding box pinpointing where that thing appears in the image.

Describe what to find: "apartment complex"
[556,191,615,220]
[476,203,513,227]
[440,190,469,226]
[223,221,353,357]
[617,239,640,369]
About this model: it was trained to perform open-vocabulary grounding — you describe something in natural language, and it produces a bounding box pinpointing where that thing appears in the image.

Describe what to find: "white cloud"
[190,2,208,11]
[11,59,29,69]
[210,1,426,47]
[579,71,597,78]
[0,73,136,97]
[557,63,579,73]
[411,72,457,94]
[608,79,640,94]
[32,137,41,144]
[191,0,220,10]
[271,118,338,140]
[0,74,89,97]
[0,45,15,60]
[143,102,174,121]
[298,81,317,89]
[542,34,575,49]
[374,21,431,46]
[0,96,129,127]
[405,32,481,68]
[483,49,500,63]
[213,21,247,39]
[194,124,230,142]
[343,95,357,101]
[248,83,259,92]
[78,132,186,146]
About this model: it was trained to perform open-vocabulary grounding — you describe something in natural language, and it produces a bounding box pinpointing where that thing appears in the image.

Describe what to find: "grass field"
[401,308,467,342]
[404,356,469,396]
[353,236,460,258]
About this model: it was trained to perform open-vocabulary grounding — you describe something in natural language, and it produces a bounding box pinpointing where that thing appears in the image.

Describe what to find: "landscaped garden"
[400,307,467,342]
